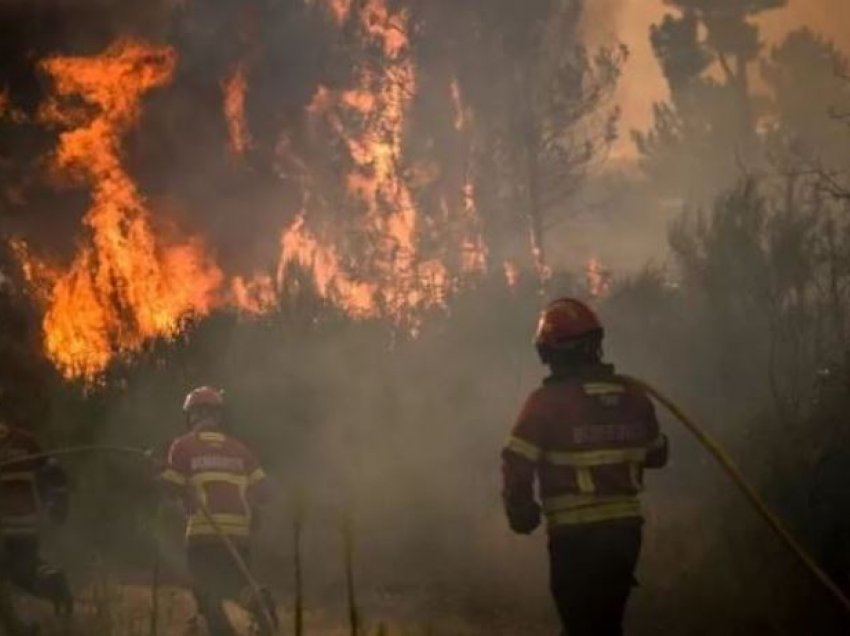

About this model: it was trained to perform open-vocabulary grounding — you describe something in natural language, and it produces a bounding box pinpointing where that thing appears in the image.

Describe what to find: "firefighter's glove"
[506,500,541,535]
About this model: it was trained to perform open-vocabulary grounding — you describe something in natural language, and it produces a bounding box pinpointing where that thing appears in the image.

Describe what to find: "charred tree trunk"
[519,64,548,285]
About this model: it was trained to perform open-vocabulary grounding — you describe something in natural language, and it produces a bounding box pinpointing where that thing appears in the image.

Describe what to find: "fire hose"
[2,389,849,626]
[624,376,850,616]
[0,445,278,635]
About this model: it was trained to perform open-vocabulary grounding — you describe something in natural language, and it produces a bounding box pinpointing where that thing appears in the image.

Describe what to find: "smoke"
[1,1,849,633]
[598,0,850,159]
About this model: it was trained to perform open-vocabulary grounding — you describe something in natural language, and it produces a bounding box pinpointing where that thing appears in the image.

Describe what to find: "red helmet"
[534,298,603,349]
[183,386,224,413]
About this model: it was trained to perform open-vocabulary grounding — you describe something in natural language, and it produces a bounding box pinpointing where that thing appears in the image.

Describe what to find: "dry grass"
[14,582,525,636]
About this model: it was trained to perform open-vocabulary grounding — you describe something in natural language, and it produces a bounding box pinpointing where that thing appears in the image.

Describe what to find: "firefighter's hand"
[506,501,541,535]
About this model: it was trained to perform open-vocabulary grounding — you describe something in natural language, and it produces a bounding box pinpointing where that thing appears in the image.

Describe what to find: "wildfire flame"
[9,2,496,381]
[459,182,487,275]
[503,261,520,290]
[586,256,610,297]
[223,62,252,156]
[25,39,223,380]
[280,0,464,326]
[450,77,466,132]
[307,0,352,25]
[230,274,278,316]
[279,212,377,318]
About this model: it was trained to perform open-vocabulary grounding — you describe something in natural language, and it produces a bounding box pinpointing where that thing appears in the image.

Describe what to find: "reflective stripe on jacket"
[160,427,268,543]
[502,366,668,530]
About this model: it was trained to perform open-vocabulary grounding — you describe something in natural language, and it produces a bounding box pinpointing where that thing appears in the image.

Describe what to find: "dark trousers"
[548,519,643,636]
[2,536,71,613]
[187,541,276,636]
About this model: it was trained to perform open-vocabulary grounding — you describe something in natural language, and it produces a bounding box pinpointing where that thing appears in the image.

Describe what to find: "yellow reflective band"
[187,511,251,538]
[583,382,626,395]
[161,469,187,486]
[188,512,250,526]
[543,495,642,526]
[198,432,226,443]
[547,502,642,526]
[187,524,251,538]
[544,447,648,467]
[576,467,596,494]
[542,494,638,513]
[504,436,542,462]
[248,467,266,484]
[189,472,248,488]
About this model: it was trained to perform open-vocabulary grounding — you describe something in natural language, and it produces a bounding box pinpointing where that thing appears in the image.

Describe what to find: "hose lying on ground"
[624,376,850,616]
[0,445,278,634]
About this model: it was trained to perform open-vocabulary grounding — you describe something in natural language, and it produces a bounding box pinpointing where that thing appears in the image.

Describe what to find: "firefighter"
[501,298,668,636]
[159,386,277,636]
[0,419,72,634]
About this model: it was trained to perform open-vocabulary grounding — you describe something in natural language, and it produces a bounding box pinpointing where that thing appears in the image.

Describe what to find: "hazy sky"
[583,0,850,158]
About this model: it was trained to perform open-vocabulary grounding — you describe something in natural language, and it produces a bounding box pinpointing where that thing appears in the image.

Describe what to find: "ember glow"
[24,40,223,380]
[450,77,467,132]
[223,62,252,157]
[0,88,25,124]
[586,257,611,298]
[503,261,520,290]
[308,0,352,26]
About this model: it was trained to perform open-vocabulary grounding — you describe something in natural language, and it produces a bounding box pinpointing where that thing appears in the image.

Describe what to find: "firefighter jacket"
[502,365,668,532]
[0,424,44,537]
[160,424,269,544]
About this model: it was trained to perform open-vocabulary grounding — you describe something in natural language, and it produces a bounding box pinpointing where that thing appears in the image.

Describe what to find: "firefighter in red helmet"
[502,299,668,636]
[159,387,277,636]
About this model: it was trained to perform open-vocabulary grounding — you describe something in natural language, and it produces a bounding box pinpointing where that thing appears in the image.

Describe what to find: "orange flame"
[503,260,520,290]
[450,77,466,132]
[279,212,377,317]
[287,0,462,326]
[222,62,252,156]
[10,2,497,380]
[230,273,278,315]
[459,181,487,275]
[26,39,223,380]
[307,0,352,25]
[360,0,408,57]
[586,256,610,297]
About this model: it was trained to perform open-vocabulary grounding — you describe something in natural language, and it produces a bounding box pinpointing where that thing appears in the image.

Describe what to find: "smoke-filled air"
[1,0,850,634]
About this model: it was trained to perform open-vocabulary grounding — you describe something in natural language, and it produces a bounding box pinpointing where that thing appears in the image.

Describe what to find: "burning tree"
[454,0,625,278]
[0,0,629,378]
